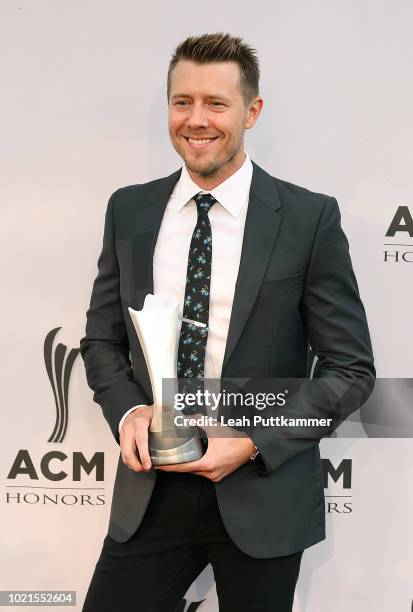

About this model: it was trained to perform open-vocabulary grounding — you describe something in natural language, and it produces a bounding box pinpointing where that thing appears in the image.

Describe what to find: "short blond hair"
[167,32,260,104]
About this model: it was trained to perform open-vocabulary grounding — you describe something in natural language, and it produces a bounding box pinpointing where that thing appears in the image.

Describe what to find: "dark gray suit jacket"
[80,160,375,558]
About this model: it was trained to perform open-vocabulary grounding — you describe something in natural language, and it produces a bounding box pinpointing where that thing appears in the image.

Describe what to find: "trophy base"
[149,430,204,466]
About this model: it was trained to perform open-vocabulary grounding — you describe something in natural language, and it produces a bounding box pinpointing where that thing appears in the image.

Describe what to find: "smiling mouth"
[184,136,218,145]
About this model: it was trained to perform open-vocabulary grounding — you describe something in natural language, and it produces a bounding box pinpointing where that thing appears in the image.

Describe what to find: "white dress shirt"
[118,153,253,432]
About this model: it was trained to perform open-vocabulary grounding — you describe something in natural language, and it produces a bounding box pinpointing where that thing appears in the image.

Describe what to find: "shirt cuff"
[118,404,148,434]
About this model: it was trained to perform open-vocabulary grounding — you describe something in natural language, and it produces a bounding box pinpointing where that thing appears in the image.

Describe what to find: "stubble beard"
[173,131,244,179]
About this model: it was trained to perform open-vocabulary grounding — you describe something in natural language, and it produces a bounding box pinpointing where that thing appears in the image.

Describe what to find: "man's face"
[168,60,260,180]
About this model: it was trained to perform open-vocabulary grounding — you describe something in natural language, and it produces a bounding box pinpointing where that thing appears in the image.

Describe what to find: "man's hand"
[155,435,256,482]
[120,405,154,472]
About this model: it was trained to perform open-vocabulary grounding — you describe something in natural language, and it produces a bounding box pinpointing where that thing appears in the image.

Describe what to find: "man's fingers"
[121,432,143,472]
[135,429,152,471]
[155,458,207,472]
[155,463,188,472]
[120,405,154,472]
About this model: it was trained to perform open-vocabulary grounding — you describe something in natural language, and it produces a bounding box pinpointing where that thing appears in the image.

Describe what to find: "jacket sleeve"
[79,190,150,445]
[250,196,376,474]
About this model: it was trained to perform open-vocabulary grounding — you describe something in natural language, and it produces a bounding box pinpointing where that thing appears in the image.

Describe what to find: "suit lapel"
[133,161,283,370]
[133,168,182,307]
[222,161,283,371]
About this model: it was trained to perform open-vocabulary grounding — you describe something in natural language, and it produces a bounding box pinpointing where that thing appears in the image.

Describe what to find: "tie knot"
[195,192,217,215]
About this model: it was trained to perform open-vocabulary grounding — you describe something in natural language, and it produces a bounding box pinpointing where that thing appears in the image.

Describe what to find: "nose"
[186,103,208,129]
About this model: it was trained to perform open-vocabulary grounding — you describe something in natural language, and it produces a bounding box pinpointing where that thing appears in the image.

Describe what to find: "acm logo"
[322,458,352,513]
[5,328,105,506]
[384,205,413,262]
[309,348,352,513]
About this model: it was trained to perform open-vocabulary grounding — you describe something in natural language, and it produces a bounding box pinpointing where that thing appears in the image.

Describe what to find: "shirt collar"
[171,152,253,218]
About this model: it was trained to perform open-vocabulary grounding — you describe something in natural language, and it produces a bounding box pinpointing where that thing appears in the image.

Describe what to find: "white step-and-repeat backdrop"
[1,1,412,610]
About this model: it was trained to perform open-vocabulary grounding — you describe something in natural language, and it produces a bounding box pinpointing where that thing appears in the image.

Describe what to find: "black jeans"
[83,470,303,612]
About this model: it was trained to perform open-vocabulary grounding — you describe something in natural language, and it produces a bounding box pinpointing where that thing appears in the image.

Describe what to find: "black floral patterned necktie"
[177,192,217,388]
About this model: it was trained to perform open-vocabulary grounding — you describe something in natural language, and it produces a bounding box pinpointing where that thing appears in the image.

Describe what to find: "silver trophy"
[128,294,204,465]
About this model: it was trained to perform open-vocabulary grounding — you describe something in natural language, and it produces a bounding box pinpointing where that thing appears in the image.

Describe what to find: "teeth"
[188,138,215,144]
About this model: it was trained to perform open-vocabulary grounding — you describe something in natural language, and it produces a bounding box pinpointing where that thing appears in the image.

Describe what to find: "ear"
[245,97,264,129]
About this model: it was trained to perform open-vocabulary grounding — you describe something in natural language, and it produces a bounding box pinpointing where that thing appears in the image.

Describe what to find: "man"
[80,33,375,612]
